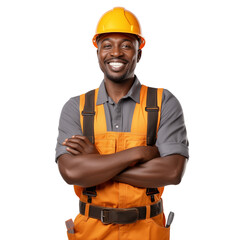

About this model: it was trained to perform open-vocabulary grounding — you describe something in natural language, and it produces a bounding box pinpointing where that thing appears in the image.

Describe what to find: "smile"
[109,62,124,67]
[108,61,126,71]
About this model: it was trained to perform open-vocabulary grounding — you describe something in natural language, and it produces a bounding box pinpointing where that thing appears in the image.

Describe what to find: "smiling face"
[97,33,142,84]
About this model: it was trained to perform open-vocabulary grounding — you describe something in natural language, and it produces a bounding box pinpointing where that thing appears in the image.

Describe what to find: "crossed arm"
[57,135,187,188]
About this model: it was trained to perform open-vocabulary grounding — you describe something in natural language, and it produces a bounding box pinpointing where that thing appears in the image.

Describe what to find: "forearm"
[58,147,143,187]
[113,155,187,188]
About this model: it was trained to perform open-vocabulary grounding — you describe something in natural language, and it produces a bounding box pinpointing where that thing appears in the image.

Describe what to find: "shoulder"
[62,87,99,110]
[62,95,80,111]
[59,95,81,119]
[144,86,182,111]
[161,89,183,111]
[162,89,179,102]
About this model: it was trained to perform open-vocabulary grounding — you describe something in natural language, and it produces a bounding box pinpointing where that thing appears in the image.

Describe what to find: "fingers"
[62,135,99,155]
[65,147,81,155]
[62,135,90,154]
[63,139,84,152]
[73,135,92,144]
[62,136,85,155]
[71,135,89,148]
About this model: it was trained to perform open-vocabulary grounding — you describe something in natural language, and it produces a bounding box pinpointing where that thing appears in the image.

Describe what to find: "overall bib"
[67,85,170,240]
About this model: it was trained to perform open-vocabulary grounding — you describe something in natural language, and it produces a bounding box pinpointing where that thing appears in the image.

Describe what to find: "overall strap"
[81,89,97,203]
[81,89,95,144]
[146,87,160,146]
[145,87,161,202]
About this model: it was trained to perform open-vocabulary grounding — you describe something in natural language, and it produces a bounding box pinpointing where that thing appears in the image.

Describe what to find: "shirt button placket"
[114,104,121,131]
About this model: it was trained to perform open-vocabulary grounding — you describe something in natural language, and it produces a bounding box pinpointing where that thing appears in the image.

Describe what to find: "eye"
[122,43,132,49]
[102,43,112,49]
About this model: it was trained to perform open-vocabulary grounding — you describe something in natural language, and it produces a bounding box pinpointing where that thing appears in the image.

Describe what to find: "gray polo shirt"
[55,77,189,161]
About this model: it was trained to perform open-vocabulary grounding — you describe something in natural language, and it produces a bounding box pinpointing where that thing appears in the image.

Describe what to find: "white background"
[1,0,240,239]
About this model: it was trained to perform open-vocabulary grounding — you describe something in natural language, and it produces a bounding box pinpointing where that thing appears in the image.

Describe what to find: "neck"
[104,77,135,104]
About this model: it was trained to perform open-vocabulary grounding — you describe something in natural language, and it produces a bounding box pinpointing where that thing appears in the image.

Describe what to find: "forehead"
[97,32,139,44]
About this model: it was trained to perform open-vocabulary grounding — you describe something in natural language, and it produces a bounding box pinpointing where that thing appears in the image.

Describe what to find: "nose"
[110,46,123,57]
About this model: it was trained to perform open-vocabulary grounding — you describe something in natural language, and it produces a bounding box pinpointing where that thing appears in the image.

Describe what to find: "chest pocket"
[124,134,146,149]
[95,138,116,154]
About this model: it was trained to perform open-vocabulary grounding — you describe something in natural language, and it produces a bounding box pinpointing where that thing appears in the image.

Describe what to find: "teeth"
[109,62,124,67]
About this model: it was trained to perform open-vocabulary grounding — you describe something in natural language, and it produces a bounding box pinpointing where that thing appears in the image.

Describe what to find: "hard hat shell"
[92,7,145,49]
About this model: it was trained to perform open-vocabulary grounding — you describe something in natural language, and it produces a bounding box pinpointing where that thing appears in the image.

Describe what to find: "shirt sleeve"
[55,96,82,162]
[156,89,189,158]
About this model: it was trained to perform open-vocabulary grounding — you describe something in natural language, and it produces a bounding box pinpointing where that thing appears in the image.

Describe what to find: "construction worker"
[56,7,189,240]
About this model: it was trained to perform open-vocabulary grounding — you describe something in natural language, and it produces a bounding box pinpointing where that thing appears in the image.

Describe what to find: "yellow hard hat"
[92,7,145,49]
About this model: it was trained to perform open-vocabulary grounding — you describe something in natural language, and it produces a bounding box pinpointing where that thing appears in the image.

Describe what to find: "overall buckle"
[100,208,139,224]
[101,209,110,224]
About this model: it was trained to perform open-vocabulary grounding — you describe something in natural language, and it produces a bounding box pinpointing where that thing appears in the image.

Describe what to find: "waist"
[79,199,163,224]
[75,182,164,207]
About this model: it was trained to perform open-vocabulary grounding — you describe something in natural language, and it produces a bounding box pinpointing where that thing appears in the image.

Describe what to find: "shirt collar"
[96,76,141,105]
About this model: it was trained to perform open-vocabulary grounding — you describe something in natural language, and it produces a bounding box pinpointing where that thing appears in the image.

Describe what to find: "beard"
[104,71,130,84]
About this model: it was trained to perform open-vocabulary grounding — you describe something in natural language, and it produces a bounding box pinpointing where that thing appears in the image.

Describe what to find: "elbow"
[58,163,75,185]
[57,155,85,186]
[167,168,183,185]
[61,167,86,186]
[59,167,86,186]
[171,158,187,185]
[171,172,183,185]
[62,170,76,185]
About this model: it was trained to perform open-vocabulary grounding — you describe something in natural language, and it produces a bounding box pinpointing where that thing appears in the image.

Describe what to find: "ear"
[137,49,142,63]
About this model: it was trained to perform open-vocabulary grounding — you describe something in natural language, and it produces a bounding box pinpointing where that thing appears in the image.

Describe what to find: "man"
[56,7,189,240]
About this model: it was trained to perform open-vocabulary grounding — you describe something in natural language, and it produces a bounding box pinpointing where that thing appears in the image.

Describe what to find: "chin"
[106,72,129,83]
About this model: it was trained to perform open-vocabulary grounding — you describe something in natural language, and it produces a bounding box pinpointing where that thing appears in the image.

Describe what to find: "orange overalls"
[67,85,170,240]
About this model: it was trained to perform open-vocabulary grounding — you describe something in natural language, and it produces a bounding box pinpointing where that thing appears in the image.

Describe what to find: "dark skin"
[59,136,161,187]
[58,33,187,188]
[96,33,142,103]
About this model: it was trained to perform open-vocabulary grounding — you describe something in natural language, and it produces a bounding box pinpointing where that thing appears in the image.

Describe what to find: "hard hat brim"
[92,33,145,49]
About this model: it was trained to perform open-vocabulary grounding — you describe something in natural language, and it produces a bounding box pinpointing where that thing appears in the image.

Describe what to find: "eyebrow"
[101,38,133,44]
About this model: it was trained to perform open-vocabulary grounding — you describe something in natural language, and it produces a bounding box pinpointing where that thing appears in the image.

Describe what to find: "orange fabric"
[84,203,90,217]
[67,232,76,240]
[71,85,170,240]
[146,205,151,219]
